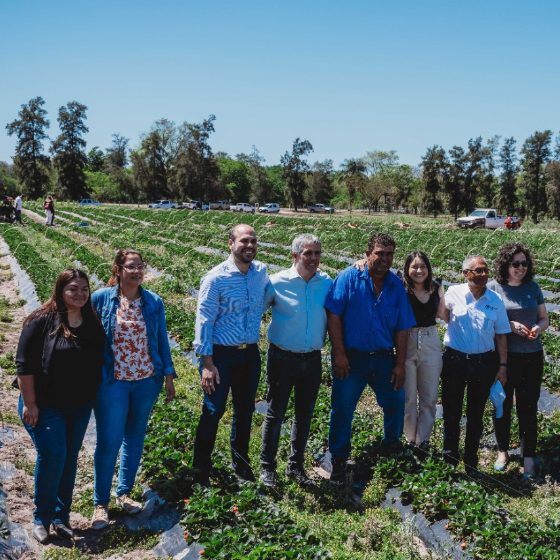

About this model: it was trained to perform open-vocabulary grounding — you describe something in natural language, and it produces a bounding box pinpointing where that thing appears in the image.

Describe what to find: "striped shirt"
[194,256,269,355]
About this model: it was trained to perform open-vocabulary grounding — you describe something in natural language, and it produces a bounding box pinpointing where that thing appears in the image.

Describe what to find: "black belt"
[214,343,257,351]
[444,347,495,362]
[270,343,320,360]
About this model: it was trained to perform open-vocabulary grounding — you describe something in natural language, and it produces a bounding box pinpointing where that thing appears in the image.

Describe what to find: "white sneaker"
[116,494,142,515]
[91,505,109,530]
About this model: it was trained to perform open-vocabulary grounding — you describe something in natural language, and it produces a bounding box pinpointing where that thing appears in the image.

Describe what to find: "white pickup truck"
[456,208,516,229]
[230,202,255,213]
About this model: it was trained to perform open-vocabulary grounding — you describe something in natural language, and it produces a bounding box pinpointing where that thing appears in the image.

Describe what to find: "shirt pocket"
[473,307,497,333]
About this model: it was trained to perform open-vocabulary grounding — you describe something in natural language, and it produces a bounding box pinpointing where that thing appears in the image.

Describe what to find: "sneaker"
[116,494,143,515]
[329,458,347,484]
[494,452,509,472]
[52,521,74,540]
[286,465,314,487]
[32,524,49,544]
[91,505,109,530]
[260,468,277,489]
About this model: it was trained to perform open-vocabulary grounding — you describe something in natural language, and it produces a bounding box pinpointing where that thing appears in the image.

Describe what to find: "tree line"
[2,96,560,222]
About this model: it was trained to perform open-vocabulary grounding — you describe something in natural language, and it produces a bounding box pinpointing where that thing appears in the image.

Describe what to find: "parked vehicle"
[78,199,102,206]
[209,200,229,210]
[148,200,176,209]
[230,202,256,213]
[456,208,518,229]
[307,203,334,214]
[181,200,208,210]
[258,203,280,213]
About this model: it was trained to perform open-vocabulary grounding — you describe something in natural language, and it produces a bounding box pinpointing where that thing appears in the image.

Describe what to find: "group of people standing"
[16,249,176,543]
[15,222,549,545]
[192,225,549,489]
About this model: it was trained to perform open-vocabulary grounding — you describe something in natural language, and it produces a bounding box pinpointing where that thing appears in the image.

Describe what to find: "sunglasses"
[464,267,489,275]
[510,260,528,269]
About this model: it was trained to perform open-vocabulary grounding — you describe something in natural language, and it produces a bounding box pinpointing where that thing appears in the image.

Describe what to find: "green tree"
[445,146,465,218]
[478,136,500,208]
[51,101,89,199]
[217,156,252,202]
[340,158,366,211]
[307,159,334,204]
[0,161,20,196]
[497,137,518,213]
[171,115,220,202]
[6,96,51,198]
[265,165,287,203]
[545,161,560,219]
[237,147,274,203]
[280,138,313,211]
[421,145,446,217]
[520,130,552,223]
[105,134,129,169]
[86,147,105,172]
[462,137,484,213]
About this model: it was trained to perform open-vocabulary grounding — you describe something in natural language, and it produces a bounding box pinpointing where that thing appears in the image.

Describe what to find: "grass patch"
[94,525,159,555]
[42,548,90,560]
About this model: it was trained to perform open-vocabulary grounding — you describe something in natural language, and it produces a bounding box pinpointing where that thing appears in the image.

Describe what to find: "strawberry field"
[2,204,560,559]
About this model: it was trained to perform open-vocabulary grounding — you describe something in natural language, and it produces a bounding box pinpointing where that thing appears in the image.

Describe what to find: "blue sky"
[1,0,558,168]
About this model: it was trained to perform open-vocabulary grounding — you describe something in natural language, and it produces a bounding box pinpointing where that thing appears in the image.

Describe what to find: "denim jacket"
[91,285,176,384]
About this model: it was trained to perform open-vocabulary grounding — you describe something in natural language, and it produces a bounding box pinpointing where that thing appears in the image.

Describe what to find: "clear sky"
[1,0,558,168]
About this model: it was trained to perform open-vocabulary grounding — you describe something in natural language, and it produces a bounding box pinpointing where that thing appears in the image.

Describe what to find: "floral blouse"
[113,296,154,381]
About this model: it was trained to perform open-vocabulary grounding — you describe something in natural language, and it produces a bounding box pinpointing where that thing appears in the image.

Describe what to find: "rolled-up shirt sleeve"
[194,275,220,355]
[325,273,349,316]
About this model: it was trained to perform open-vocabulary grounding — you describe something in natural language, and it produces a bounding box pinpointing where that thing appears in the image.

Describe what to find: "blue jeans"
[192,345,261,478]
[329,351,404,460]
[93,376,163,506]
[261,344,322,470]
[18,396,92,527]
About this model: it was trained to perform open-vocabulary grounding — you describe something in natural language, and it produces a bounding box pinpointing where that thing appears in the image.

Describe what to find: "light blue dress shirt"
[194,256,269,355]
[265,266,332,353]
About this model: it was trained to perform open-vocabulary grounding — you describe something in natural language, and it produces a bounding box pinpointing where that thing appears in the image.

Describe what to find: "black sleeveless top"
[409,289,439,327]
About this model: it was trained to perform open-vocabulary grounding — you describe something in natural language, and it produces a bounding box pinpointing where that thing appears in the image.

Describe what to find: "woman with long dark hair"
[402,251,446,448]
[489,243,549,478]
[16,269,105,543]
[90,249,176,530]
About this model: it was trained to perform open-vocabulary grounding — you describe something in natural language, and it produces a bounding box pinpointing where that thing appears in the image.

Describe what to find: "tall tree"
[497,137,518,213]
[217,156,252,202]
[308,159,334,204]
[237,147,274,203]
[105,134,129,169]
[520,130,552,223]
[462,137,485,213]
[280,138,313,211]
[6,96,51,198]
[340,158,366,211]
[421,145,446,217]
[445,146,466,218]
[171,115,220,201]
[545,161,560,220]
[86,147,105,172]
[51,101,88,199]
[478,136,500,208]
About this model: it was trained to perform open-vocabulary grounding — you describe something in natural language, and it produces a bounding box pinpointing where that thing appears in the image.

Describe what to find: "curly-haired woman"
[488,243,549,478]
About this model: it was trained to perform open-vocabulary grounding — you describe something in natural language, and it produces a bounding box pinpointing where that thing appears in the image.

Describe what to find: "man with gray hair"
[442,254,510,474]
[260,234,332,488]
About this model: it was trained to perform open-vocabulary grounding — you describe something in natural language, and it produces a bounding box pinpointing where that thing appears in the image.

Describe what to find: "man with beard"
[441,255,510,474]
[260,234,332,489]
[326,232,416,483]
[192,224,269,486]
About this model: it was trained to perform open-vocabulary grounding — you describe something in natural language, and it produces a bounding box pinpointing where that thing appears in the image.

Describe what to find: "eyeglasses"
[122,264,147,272]
[510,260,528,268]
[464,267,489,275]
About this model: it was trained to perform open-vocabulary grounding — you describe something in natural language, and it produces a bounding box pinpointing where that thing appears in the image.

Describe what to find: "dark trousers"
[494,351,543,458]
[260,344,322,470]
[441,349,497,468]
[18,396,92,527]
[15,209,22,223]
[192,344,260,478]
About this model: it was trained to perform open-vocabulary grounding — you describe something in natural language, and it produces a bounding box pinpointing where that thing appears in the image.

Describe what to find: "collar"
[358,267,399,287]
[287,265,317,281]
[224,255,255,274]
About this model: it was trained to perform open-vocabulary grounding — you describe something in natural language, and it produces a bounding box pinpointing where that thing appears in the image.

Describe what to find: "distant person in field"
[44,195,55,226]
[260,234,332,489]
[90,249,176,530]
[441,255,510,474]
[192,224,269,487]
[14,193,23,224]
[16,269,105,544]
[325,232,415,483]
[488,244,549,479]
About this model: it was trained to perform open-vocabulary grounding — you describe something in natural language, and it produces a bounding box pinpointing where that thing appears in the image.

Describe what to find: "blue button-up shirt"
[194,256,269,355]
[265,266,333,353]
[325,266,415,352]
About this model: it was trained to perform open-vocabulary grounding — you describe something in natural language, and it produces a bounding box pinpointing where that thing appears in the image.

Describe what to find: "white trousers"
[45,210,54,225]
[404,325,442,444]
